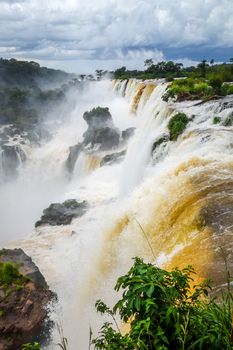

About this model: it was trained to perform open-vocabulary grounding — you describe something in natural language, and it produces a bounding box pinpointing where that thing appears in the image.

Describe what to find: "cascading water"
[1,78,233,349]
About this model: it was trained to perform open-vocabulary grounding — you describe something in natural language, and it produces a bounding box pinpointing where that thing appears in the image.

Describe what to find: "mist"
[0,80,135,244]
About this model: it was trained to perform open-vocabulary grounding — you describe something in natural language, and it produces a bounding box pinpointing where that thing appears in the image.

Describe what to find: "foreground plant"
[21,343,41,350]
[93,258,233,350]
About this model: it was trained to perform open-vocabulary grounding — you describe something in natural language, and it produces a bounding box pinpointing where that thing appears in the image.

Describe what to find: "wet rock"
[0,248,47,288]
[151,134,169,155]
[65,143,83,172]
[217,99,233,112]
[121,127,135,143]
[0,249,55,350]
[83,126,120,151]
[223,112,233,127]
[100,150,126,166]
[65,107,121,172]
[82,107,120,151]
[35,199,89,227]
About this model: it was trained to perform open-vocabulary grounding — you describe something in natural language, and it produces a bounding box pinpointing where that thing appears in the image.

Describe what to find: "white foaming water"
[0,81,134,243]
[1,79,233,349]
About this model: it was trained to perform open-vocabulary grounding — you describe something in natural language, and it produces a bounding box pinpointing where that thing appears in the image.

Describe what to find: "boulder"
[100,150,126,166]
[83,126,120,151]
[0,249,54,350]
[35,199,89,227]
[65,107,121,172]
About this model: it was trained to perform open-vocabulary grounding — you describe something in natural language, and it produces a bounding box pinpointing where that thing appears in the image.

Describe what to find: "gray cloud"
[0,0,232,72]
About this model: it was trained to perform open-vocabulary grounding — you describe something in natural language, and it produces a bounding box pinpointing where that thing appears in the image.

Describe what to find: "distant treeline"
[0,58,78,132]
[113,58,233,82]
[0,58,74,89]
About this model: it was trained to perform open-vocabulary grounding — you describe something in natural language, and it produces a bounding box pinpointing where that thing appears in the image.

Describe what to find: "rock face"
[0,145,26,180]
[0,126,27,180]
[0,249,47,288]
[35,199,89,227]
[82,107,120,151]
[65,107,121,172]
[83,126,120,150]
[65,143,83,173]
[121,127,135,143]
[0,248,54,350]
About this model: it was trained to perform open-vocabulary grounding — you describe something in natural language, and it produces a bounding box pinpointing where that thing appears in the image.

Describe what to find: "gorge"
[1,78,233,349]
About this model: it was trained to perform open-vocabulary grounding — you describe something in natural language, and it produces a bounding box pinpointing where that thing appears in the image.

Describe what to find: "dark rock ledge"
[0,248,55,350]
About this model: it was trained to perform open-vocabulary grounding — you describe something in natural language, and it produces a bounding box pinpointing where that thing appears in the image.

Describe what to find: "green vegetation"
[93,258,233,350]
[113,58,233,102]
[0,262,21,285]
[21,342,41,350]
[0,58,72,89]
[0,58,76,132]
[168,113,189,141]
[223,114,233,127]
[114,61,183,80]
[113,58,233,83]
[162,78,233,103]
[0,309,5,317]
[213,116,221,124]
[0,262,28,296]
[0,85,66,130]
[162,78,212,102]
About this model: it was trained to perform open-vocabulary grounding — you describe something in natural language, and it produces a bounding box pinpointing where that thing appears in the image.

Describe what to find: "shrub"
[168,113,189,141]
[0,262,21,285]
[93,258,233,350]
[209,77,223,95]
[162,78,213,102]
[213,116,221,124]
[221,84,233,96]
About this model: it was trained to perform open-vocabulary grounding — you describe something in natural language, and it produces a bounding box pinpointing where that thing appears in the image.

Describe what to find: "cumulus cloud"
[0,0,232,72]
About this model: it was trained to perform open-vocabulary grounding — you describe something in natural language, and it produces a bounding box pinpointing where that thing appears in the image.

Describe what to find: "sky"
[0,0,233,74]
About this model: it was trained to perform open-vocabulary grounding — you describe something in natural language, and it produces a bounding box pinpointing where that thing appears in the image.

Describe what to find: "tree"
[114,66,127,78]
[198,59,208,78]
[96,69,104,80]
[144,59,154,68]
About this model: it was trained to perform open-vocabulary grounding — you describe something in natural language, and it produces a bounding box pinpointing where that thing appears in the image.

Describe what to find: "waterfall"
[1,79,233,349]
